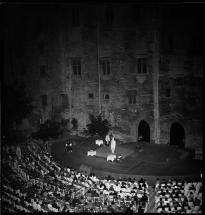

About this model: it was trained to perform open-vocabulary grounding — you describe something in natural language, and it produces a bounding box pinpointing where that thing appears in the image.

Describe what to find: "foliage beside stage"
[83,114,111,139]
[31,119,67,141]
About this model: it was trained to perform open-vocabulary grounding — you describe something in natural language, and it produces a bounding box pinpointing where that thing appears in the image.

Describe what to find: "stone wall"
[4,4,203,151]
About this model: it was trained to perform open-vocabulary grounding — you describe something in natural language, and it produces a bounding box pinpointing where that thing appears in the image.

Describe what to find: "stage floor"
[95,144,134,159]
[51,137,202,180]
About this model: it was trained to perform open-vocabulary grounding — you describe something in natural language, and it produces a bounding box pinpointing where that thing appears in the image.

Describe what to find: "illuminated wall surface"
[3,3,203,153]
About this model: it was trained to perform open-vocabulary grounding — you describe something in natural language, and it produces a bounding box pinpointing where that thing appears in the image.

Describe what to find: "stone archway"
[138,120,150,142]
[170,122,185,148]
[71,118,78,130]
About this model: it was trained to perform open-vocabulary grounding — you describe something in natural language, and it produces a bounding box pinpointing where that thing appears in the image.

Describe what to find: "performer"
[105,133,110,146]
[111,136,116,154]
[66,139,73,152]
[109,132,114,145]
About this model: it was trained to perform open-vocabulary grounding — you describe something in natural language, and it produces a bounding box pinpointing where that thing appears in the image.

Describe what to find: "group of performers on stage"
[105,132,122,162]
[65,131,117,156]
[65,132,121,162]
[105,132,116,154]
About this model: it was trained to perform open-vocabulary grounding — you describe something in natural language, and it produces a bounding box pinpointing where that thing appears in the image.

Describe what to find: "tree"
[85,114,111,139]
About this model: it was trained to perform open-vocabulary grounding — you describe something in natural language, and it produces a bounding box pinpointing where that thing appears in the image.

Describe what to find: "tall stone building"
[4,4,203,157]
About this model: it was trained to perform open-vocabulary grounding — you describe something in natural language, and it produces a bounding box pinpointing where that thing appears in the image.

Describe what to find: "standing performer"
[105,133,110,146]
[110,132,114,145]
[111,136,116,154]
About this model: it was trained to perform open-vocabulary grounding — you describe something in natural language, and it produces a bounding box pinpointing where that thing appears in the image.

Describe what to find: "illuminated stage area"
[94,144,135,160]
[51,137,202,184]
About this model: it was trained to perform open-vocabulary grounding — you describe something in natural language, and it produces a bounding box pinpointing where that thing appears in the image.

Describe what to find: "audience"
[2,140,149,213]
[154,178,202,213]
[2,140,201,213]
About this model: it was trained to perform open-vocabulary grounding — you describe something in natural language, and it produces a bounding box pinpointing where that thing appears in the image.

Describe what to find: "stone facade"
[4,4,203,156]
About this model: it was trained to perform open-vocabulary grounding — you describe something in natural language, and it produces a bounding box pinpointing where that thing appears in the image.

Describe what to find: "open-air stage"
[94,144,134,159]
[51,137,202,185]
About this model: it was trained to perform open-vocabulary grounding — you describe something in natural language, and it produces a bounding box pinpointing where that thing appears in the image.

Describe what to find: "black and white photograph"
[2,2,204,213]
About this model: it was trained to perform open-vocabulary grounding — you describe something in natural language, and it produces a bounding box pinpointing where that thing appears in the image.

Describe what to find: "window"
[88,93,94,99]
[40,65,46,78]
[184,59,193,71]
[191,35,201,52]
[104,94,110,100]
[159,56,169,71]
[39,43,44,55]
[41,95,47,109]
[128,90,137,104]
[104,6,114,25]
[21,63,26,75]
[135,6,140,22]
[35,16,43,34]
[100,58,111,75]
[166,88,171,97]
[129,95,136,104]
[72,8,80,27]
[137,58,147,74]
[60,94,68,109]
[175,78,185,87]
[72,59,81,75]
[167,34,174,50]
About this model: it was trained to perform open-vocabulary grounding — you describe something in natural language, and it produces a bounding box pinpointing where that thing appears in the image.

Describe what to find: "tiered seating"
[2,140,149,213]
[82,175,149,213]
[154,178,202,213]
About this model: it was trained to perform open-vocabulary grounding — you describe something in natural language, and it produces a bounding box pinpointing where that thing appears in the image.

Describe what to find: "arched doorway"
[71,118,78,130]
[138,120,150,142]
[170,122,185,148]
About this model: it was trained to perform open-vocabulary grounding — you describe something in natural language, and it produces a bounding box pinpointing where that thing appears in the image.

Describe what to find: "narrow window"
[137,58,147,74]
[21,63,26,75]
[128,90,137,104]
[72,8,80,27]
[142,60,147,73]
[41,95,47,110]
[104,6,114,25]
[129,95,136,104]
[39,43,44,55]
[35,16,43,34]
[137,61,142,74]
[175,78,184,87]
[100,58,111,75]
[166,88,171,97]
[72,59,81,75]
[168,34,173,50]
[61,94,69,109]
[40,65,46,78]
[135,6,140,22]
[88,93,94,99]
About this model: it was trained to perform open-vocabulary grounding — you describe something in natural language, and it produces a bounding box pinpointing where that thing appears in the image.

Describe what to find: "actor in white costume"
[105,134,110,145]
[111,136,116,154]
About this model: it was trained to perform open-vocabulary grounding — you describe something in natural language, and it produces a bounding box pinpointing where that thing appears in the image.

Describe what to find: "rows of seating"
[2,141,149,213]
[2,140,202,213]
[154,178,202,213]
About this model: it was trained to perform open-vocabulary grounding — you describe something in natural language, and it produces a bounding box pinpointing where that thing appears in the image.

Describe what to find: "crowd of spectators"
[154,177,202,213]
[2,139,202,213]
[2,140,149,213]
